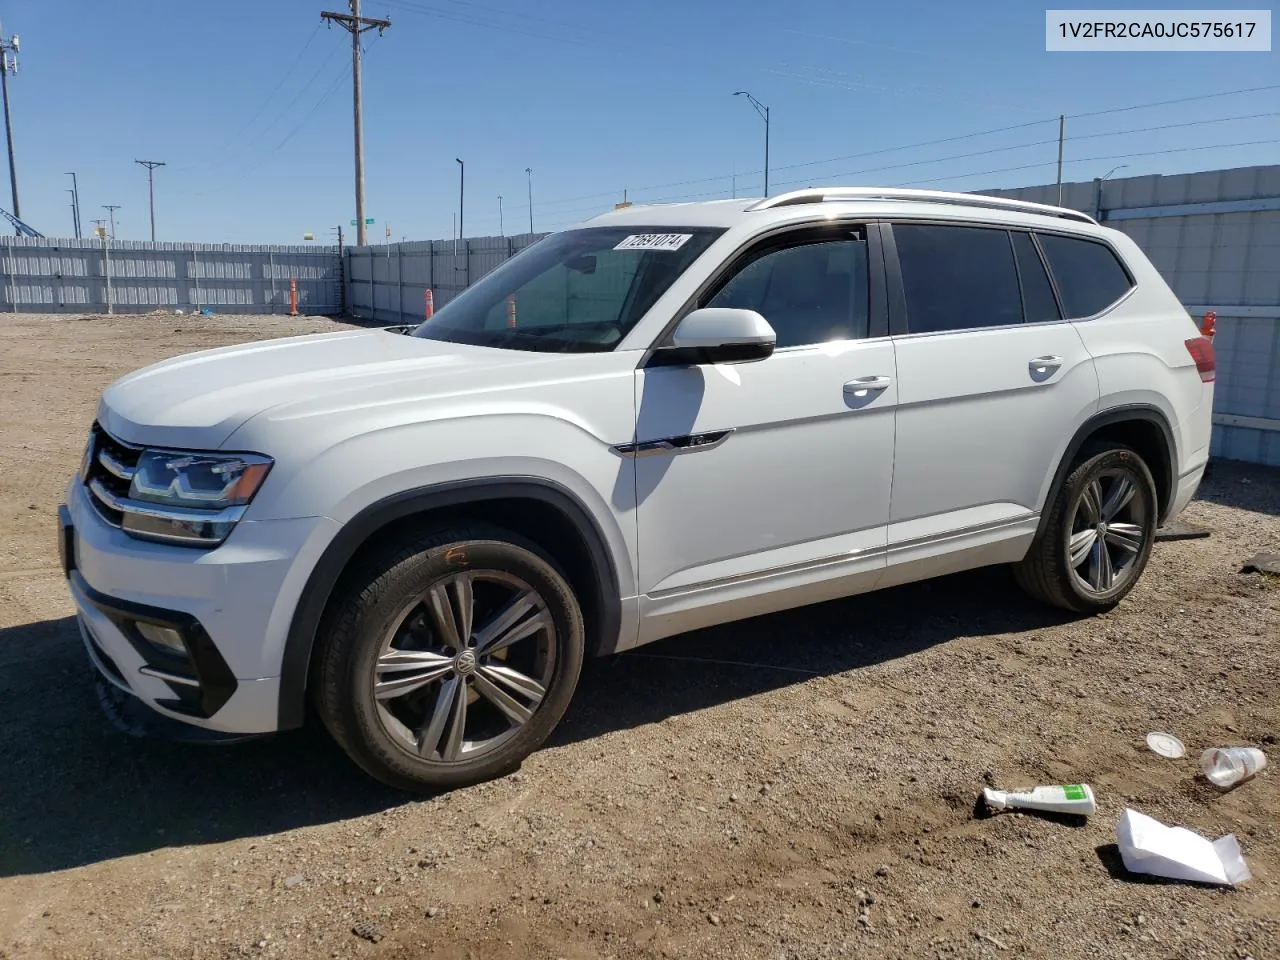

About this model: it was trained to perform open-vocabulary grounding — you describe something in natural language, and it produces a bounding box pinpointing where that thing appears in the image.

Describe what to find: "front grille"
[84,422,141,526]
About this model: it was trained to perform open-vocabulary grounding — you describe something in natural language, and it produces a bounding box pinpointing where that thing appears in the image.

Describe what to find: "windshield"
[411,226,724,352]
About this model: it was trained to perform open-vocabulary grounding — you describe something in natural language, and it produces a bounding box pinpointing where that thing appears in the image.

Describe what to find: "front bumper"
[60,481,340,735]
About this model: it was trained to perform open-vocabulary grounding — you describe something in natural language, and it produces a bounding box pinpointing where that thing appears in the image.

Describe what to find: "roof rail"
[746,187,1098,225]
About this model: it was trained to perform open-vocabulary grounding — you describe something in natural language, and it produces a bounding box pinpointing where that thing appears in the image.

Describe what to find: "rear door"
[884,222,1099,568]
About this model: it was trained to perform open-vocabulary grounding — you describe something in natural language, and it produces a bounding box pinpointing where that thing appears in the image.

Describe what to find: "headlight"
[116,451,272,546]
[130,451,272,508]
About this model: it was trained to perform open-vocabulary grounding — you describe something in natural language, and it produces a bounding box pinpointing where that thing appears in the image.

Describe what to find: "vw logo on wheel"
[454,649,477,676]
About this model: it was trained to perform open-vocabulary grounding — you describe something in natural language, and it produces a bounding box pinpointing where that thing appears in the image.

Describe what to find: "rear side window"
[894,224,1022,334]
[1011,231,1061,324]
[1036,233,1133,319]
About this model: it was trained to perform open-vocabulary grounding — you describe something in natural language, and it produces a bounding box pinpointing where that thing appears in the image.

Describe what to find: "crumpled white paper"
[1116,808,1251,886]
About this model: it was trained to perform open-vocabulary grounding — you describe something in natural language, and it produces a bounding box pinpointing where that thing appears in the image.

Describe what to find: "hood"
[98,328,571,450]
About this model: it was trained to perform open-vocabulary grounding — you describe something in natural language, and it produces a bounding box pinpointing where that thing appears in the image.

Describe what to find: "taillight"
[1184,336,1216,383]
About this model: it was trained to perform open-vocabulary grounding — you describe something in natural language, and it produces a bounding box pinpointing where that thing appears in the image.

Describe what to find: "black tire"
[1014,442,1159,614]
[314,524,584,792]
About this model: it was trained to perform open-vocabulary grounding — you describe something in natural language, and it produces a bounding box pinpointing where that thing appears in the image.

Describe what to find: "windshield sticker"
[613,233,693,251]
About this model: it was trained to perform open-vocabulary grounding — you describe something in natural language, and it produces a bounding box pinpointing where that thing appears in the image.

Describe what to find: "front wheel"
[314,525,584,791]
[1014,442,1159,613]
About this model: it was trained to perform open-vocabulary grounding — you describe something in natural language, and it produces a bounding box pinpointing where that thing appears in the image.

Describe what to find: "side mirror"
[652,308,776,366]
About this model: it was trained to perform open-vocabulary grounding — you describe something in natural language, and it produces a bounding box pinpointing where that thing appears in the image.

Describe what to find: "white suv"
[59,188,1216,790]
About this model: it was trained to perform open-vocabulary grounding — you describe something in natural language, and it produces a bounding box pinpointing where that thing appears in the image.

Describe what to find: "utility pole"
[0,29,21,232]
[102,204,120,239]
[65,171,81,238]
[734,91,770,197]
[525,167,533,234]
[135,160,165,241]
[321,1,390,247]
[455,158,464,244]
[1056,114,1065,205]
[497,194,503,237]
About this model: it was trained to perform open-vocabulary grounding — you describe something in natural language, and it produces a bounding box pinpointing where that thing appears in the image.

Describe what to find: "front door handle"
[843,375,893,398]
[1029,355,1063,376]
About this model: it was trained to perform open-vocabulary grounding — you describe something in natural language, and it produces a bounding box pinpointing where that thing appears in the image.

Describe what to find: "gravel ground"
[0,312,1276,960]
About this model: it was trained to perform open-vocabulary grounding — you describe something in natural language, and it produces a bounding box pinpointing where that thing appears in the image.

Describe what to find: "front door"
[632,223,899,642]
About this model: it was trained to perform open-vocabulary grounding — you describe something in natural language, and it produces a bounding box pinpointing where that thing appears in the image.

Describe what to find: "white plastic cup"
[1200,747,1268,789]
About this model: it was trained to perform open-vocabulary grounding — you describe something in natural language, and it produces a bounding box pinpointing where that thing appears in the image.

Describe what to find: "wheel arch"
[276,477,622,730]
[1040,404,1178,538]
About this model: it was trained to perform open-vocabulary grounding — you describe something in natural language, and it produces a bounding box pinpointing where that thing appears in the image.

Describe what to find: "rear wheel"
[1015,442,1158,613]
[314,526,584,791]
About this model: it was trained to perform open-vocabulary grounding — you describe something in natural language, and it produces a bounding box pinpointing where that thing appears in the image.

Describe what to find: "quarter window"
[1036,233,1133,319]
[705,236,868,347]
[894,224,1023,334]
[1011,231,1061,324]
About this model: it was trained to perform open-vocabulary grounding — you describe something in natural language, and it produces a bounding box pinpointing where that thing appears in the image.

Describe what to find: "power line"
[772,111,1280,190]
[1067,84,1280,119]
[171,24,332,174]
[531,83,1280,212]
[897,138,1280,188]
[192,57,352,197]
[382,0,596,48]
[175,38,347,176]
[532,116,1279,229]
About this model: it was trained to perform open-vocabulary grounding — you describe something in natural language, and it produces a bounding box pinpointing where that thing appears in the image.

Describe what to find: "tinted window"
[894,224,1022,333]
[1011,231,1061,324]
[706,237,868,347]
[1036,233,1133,319]
[413,226,723,352]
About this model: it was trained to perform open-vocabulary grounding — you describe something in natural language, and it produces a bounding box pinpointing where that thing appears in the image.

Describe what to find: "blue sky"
[6,0,1278,244]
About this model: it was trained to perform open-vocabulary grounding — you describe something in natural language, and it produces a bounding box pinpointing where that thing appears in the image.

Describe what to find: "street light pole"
[498,194,504,237]
[525,167,533,234]
[455,157,464,244]
[734,90,770,197]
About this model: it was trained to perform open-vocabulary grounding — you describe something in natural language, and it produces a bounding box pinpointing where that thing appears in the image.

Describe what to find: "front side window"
[1035,233,1134,319]
[894,223,1023,334]
[704,234,869,347]
[412,226,723,352]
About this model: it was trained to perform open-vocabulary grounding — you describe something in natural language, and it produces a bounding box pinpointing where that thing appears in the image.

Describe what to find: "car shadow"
[553,566,1080,747]
[0,615,406,878]
[0,567,1078,877]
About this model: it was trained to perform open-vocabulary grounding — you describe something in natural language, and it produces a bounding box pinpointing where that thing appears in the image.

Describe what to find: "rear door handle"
[843,375,893,398]
[1029,355,1063,376]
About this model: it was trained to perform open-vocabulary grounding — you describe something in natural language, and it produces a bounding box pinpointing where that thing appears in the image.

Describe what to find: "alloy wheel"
[372,571,555,762]
[1067,467,1150,595]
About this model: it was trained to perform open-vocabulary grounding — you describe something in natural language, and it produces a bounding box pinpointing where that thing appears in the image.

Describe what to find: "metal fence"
[0,237,342,314]
[345,233,547,324]
[989,164,1280,467]
[2,164,1275,467]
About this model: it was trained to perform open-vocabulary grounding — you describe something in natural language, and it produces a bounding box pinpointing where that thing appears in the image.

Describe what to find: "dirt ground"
[0,311,1276,960]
